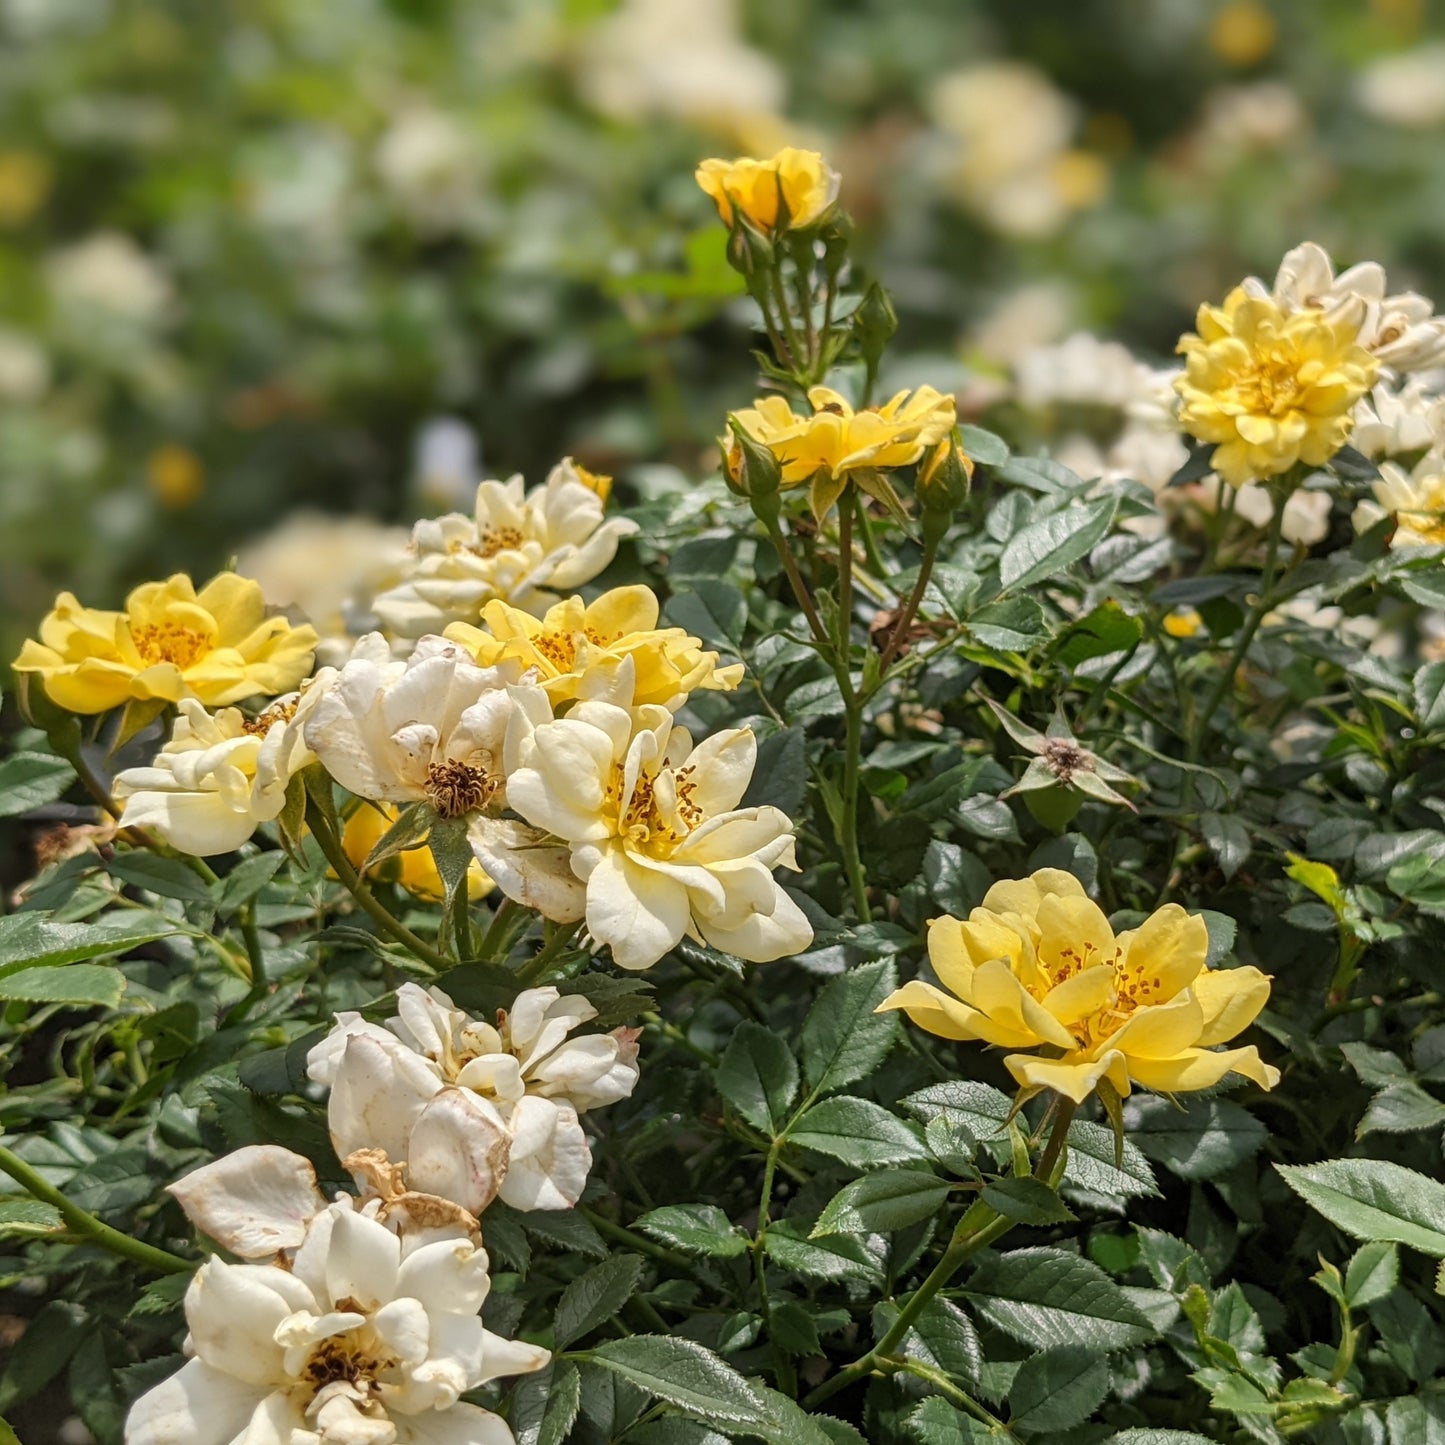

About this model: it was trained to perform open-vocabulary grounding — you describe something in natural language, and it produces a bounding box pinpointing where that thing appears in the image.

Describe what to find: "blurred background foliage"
[1,0,1444,661]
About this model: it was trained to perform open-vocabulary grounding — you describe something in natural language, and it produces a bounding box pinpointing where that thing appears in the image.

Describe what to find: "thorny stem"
[877,534,941,678]
[764,519,832,654]
[512,922,583,987]
[0,1144,192,1276]
[578,1207,692,1270]
[304,798,450,972]
[803,1101,1075,1410]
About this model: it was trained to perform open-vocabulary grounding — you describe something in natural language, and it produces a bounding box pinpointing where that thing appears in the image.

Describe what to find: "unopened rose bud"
[853,281,898,373]
[723,416,784,527]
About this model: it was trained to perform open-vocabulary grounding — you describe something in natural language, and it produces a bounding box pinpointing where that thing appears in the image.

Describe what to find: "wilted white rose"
[308,983,639,1213]
[124,1204,546,1445]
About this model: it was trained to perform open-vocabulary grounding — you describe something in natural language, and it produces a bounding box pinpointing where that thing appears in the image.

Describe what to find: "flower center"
[1237,347,1306,416]
[1041,738,1091,781]
[425,758,494,818]
[533,630,578,670]
[611,763,703,855]
[241,698,299,735]
[131,621,209,670]
[301,1310,395,1402]
[471,526,526,560]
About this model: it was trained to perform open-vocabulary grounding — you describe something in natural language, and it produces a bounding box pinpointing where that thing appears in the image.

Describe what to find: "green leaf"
[0,1200,63,1239]
[742,728,808,816]
[1277,1159,1445,1256]
[959,424,1010,468]
[665,581,747,649]
[554,1255,647,1350]
[1062,1120,1159,1199]
[812,1168,951,1237]
[789,1096,927,1168]
[964,1247,1157,1351]
[1199,811,1251,880]
[1344,1241,1400,1307]
[762,1219,884,1284]
[1415,661,1445,728]
[0,913,175,975]
[586,1336,767,1426]
[636,1204,749,1259]
[966,596,1050,651]
[716,1022,798,1135]
[981,1176,1075,1224]
[905,1398,994,1443]
[108,850,215,902]
[1103,1433,1217,1444]
[895,1297,981,1388]
[1358,1081,1445,1137]
[0,752,74,818]
[522,1209,608,1259]
[903,1081,1012,1140]
[0,1302,88,1413]
[998,496,1117,591]
[800,959,900,1094]
[1007,1346,1111,1433]
[1126,1097,1266,1180]
[1055,601,1143,667]
[513,1361,582,1445]
[130,1272,192,1318]
[215,852,286,914]
[0,963,125,1008]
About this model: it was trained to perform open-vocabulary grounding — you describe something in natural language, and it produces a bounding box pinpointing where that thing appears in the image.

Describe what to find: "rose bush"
[2,145,1445,1445]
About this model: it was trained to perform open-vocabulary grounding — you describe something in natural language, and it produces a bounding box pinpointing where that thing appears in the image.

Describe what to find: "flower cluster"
[881,869,1279,1105]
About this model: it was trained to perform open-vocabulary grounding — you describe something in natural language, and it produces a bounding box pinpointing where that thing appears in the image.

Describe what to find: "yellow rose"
[879,868,1279,1104]
[695,147,840,235]
[733,385,957,485]
[445,585,742,711]
[340,802,491,903]
[12,572,318,715]
[1174,288,1378,489]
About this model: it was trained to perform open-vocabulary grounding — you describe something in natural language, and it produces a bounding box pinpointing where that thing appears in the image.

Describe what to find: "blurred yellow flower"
[147,445,205,509]
[1208,1,1277,67]
[695,147,839,234]
[1049,150,1109,209]
[1174,289,1378,489]
[879,869,1279,1105]
[341,801,491,902]
[1163,608,1204,639]
[0,150,52,226]
[12,573,318,715]
[446,585,742,711]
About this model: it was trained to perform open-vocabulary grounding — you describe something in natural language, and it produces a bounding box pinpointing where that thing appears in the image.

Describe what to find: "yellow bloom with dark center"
[878,869,1279,1105]
[695,148,840,235]
[1174,288,1378,489]
[12,573,318,714]
[445,585,743,711]
[341,801,490,902]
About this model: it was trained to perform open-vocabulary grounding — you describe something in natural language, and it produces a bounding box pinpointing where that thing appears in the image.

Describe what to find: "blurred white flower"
[1197,81,1307,152]
[302,634,515,818]
[1351,379,1444,459]
[1356,44,1445,130]
[236,513,411,669]
[309,983,639,1212]
[1015,333,1154,413]
[115,676,333,856]
[1247,242,1445,374]
[46,232,173,326]
[0,327,50,403]
[504,686,813,970]
[375,108,484,234]
[1178,475,1334,547]
[579,0,784,138]
[1371,448,1445,547]
[414,417,483,511]
[123,1204,546,1445]
[373,459,639,640]
[966,281,1078,370]
[928,63,1103,238]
